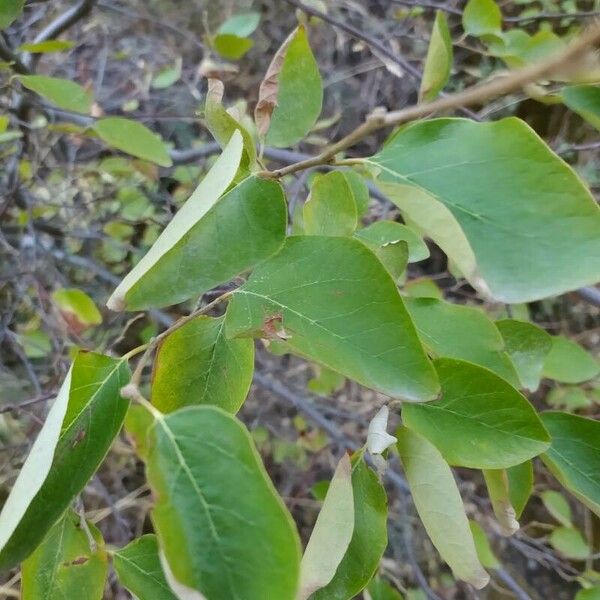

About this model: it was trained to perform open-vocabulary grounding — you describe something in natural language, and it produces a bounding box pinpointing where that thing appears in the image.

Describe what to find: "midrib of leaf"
[116,552,174,596]
[235,289,428,392]
[198,320,225,403]
[155,416,241,600]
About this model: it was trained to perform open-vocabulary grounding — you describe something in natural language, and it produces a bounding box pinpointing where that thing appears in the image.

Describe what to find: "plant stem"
[259,20,600,179]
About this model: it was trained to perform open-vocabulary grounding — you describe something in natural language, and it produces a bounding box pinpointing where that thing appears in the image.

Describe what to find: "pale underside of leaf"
[107,131,243,311]
[298,453,354,600]
[0,367,72,551]
[160,551,208,600]
[483,469,520,535]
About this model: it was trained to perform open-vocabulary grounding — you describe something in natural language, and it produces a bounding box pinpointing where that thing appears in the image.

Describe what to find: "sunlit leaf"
[214,34,254,60]
[462,0,502,38]
[396,427,489,589]
[370,118,600,303]
[225,236,439,401]
[94,117,172,167]
[152,315,254,414]
[18,75,92,114]
[52,288,102,328]
[403,358,550,468]
[17,40,75,53]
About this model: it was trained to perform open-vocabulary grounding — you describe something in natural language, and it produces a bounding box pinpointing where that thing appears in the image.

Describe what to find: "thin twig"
[261,20,600,179]
[32,0,96,44]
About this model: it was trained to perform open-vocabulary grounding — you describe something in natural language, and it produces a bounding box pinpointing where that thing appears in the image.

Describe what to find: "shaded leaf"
[543,336,599,384]
[562,85,600,130]
[18,75,92,114]
[94,117,172,167]
[304,171,357,236]
[469,521,500,569]
[483,470,519,535]
[356,221,429,264]
[21,510,107,600]
[0,0,24,29]
[541,490,573,527]
[144,406,301,600]
[255,26,323,146]
[225,236,439,401]
[151,62,181,89]
[0,352,130,570]
[403,358,550,469]
[310,454,388,600]
[396,427,489,588]
[370,118,600,303]
[217,12,260,37]
[152,315,254,414]
[420,11,453,101]
[507,460,533,518]
[496,319,551,392]
[462,0,502,38]
[18,40,74,53]
[405,298,519,386]
[367,577,404,600]
[113,534,178,600]
[550,527,590,560]
[541,411,600,517]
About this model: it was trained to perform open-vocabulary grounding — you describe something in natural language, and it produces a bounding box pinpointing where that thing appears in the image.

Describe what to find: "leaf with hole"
[225,236,439,401]
[403,358,550,468]
[21,510,108,600]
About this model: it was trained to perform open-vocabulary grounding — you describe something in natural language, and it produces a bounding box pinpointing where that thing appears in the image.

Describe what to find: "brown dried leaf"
[254,27,298,138]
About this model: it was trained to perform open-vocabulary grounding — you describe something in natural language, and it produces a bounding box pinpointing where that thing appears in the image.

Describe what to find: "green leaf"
[403,358,550,469]
[225,236,439,401]
[543,336,599,384]
[541,490,573,527]
[507,460,533,518]
[93,117,172,167]
[562,85,600,131]
[21,510,108,600]
[217,12,260,37]
[18,329,52,358]
[113,534,178,600]
[144,406,301,600]
[298,454,354,599]
[151,63,181,89]
[0,352,130,570]
[152,315,254,414]
[370,118,600,303]
[356,221,429,264]
[483,469,520,535]
[396,427,489,588]
[204,80,256,172]
[550,527,590,560]
[307,365,345,396]
[17,40,75,53]
[540,411,600,517]
[420,11,453,101]
[496,319,551,392]
[311,454,388,600]
[214,34,254,60]
[469,521,500,569]
[342,170,370,217]
[0,0,24,29]
[17,75,92,114]
[304,171,358,236]
[355,228,408,281]
[547,386,592,411]
[404,298,520,387]
[255,26,323,147]
[577,588,600,600]
[462,0,502,38]
[52,288,102,327]
[403,278,442,299]
[367,577,405,600]
[108,136,287,311]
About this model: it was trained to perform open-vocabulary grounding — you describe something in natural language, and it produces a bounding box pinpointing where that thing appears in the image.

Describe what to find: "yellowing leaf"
[52,288,102,328]
[94,117,172,167]
[298,454,354,599]
[396,427,489,589]
[420,11,453,101]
